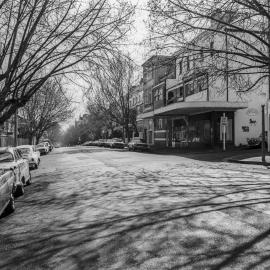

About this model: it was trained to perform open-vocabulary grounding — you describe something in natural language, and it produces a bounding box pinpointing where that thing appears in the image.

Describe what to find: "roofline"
[142,55,175,67]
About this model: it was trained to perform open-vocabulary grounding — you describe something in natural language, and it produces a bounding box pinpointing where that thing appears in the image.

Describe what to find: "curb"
[226,158,270,166]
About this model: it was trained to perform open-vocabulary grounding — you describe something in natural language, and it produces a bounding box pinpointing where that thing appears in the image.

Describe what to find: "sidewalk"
[226,151,270,166]
[152,147,266,163]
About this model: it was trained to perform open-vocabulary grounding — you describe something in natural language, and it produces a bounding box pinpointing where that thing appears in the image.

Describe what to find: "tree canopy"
[148,0,270,93]
[0,0,134,124]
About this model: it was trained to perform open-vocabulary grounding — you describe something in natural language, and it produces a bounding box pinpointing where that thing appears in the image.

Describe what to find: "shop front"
[138,101,247,150]
[166,111,234,149]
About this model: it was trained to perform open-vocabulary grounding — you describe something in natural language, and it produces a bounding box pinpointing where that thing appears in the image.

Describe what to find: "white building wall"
[185,90,207,101]
[234,86,268,146]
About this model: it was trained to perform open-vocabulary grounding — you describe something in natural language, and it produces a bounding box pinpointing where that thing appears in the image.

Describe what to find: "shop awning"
[138,101,248,119]
[155,101,248,116]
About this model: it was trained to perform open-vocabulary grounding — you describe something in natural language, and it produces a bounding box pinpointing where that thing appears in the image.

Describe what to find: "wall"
[185,90,208,102]
[234,86,268,146]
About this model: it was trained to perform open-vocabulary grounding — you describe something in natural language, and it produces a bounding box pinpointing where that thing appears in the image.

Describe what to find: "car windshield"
[37,144,45,147]
[0,152,14,163]
[18,148,30,154]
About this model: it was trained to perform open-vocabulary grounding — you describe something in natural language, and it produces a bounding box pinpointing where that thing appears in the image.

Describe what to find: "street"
[1,147,270,270]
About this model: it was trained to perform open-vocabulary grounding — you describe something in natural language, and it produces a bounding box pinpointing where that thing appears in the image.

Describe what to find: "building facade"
[139,55,176,144]
[138,36,268,149]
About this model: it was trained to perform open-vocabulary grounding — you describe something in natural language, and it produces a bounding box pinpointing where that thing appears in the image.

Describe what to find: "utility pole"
[225,28,229,102]
[262,105,266,163]
[266,0,270,152]
[14,109,18,147]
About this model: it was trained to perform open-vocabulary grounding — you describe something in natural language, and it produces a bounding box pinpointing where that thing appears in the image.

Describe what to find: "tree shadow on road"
[1,169,270,269]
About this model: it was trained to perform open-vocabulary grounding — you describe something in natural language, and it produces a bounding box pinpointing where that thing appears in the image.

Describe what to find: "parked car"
[108,138,125,149]
[82,141,94,146]
[36,142,49,155]
[41,139,54,151]
[17,145,40,169]
[0,169,16,216]
[98,139,107,147]
[54,143,61,148]
[247,131,268,148]
[128,138,150,152]
[0,147,31,197]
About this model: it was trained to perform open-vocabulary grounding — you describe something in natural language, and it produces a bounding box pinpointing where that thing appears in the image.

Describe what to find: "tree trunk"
[125,121,130,142]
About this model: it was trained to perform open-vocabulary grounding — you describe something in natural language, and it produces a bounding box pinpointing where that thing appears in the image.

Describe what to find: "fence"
[0,136,29,147]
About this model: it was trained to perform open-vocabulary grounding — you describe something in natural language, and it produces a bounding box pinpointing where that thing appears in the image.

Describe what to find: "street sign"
[221,116,228,126]
[221,114,227,151]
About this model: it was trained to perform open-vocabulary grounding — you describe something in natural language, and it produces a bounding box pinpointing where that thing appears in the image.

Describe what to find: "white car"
[0,147,31,197]
[36,142,49,155]
[0,169,16,216]
[17,145,40,169]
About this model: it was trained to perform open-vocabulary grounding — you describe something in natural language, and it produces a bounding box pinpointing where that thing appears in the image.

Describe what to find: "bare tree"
[46,123,62,144]
[87,54,137,141]
[21,78,73,143]
[148,0,270,93]
[0,0,134,124]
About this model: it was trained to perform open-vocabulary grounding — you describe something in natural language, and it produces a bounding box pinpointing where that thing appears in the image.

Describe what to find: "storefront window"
[188,120,211,143]
[173,119,187,142]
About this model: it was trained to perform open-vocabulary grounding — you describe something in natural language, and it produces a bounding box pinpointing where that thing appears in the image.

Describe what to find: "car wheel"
[5,193,15,214]
[27,174,32,185]
[14,184,24,197]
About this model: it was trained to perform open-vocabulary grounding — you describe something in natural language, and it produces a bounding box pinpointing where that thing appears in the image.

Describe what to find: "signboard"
[220,116,228,126]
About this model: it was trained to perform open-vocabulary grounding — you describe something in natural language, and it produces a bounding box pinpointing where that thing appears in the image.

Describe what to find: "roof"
[142,55,175,67]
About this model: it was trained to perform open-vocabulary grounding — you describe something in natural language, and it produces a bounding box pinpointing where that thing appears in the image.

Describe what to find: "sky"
[63,0,150,130]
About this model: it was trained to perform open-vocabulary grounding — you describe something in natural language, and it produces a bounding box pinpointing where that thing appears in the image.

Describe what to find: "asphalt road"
[1,146,270,270]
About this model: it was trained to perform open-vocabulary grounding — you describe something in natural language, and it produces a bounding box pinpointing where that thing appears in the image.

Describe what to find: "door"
[0,174,9,213]
[14,150,29,183]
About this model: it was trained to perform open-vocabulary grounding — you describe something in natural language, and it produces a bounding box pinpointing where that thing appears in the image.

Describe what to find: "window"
[210,41,214,57]
[18,148,30,154]
[184,81,194,96]
[186,56,190,71]
[168,91,174,104]
[200,49,204,61]
[155,118,163,130]
[195,76,207,93]
[177,86,184,98]
[154,88,163,101]
[158,119,163,129]
[179,60,183,74]
[144,90,152,105]
[0,152,14,163]
[14,150,21,160]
